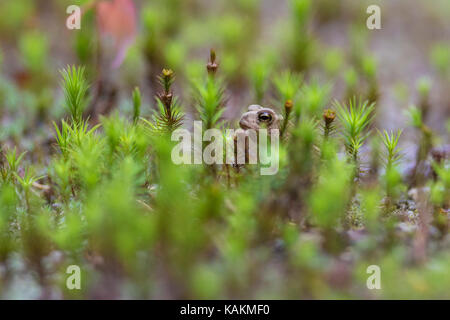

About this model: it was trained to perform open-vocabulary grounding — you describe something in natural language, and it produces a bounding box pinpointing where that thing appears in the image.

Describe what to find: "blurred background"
[0,0,448,140]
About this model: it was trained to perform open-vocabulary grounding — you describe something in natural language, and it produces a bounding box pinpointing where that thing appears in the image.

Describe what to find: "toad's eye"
[258,112,273,123]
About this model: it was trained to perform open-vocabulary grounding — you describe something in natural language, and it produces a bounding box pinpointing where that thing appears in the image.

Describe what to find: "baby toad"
[238,104,282,132]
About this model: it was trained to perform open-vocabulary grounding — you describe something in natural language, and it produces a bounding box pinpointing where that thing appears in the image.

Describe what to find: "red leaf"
[96,0,137,68]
